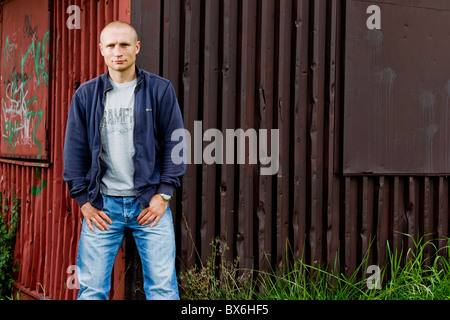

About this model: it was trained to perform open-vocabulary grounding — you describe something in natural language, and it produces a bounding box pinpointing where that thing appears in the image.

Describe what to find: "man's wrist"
[157,182,174,196]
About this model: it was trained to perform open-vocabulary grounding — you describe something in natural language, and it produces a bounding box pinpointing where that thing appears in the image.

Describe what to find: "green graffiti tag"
[31,166,47,195]
[2,14,49,159]
[21,30,50,88]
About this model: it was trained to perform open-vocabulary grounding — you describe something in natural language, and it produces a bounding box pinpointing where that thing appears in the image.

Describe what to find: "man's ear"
[135,41,141,55]
[99,43,104,56]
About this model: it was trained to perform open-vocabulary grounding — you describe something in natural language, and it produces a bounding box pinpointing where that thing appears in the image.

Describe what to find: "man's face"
[99,26,140,73]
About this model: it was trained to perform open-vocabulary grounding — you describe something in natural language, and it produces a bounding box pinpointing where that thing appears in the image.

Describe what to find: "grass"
[178,239,256,300]
[0,194,20,300]
[178,235,450,300]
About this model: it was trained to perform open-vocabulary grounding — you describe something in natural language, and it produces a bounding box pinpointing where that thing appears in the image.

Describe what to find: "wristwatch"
[160,193,172,201]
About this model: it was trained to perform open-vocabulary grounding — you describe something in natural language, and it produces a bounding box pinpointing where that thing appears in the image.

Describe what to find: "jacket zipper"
[91,87,113,205]
[133,77,144,208]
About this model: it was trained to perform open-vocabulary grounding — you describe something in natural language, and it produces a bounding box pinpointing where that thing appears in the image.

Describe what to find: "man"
[63,21,186,300]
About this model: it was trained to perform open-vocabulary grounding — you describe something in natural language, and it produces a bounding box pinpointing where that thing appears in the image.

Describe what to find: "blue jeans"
[76,194,179,300]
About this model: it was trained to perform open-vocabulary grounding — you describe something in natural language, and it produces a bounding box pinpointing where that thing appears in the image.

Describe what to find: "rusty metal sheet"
[1,0,131,300]
[343,0,450,175]
[0,0,50,160]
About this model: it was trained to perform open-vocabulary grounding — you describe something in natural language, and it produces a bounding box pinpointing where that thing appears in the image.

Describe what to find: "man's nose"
[113,47,123,56]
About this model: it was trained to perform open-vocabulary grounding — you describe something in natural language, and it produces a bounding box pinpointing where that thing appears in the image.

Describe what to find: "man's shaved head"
[98,20,141,81]
[100,21,139,45]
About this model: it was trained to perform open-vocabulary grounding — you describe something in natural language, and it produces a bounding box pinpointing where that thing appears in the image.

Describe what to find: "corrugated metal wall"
[131,0,450,279]
[1,0,449,300]
[131,0,347,272]
[1,0,130,300]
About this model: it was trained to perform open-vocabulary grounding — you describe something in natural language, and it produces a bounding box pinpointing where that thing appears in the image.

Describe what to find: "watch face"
[161,194,171,201]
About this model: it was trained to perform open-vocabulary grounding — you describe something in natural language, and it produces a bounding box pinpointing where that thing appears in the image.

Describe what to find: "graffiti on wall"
[1,3,50,160]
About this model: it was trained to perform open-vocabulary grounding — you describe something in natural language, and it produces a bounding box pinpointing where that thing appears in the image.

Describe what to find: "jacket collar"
[101,66,144,92]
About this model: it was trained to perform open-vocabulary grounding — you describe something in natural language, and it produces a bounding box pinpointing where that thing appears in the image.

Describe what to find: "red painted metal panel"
[0,0,50,160]
[1,0,130,300]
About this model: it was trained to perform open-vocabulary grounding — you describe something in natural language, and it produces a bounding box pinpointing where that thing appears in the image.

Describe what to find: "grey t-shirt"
[99,77,137,196]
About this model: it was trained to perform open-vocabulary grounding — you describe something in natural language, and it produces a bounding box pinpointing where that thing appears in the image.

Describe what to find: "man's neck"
[108,66,137,83]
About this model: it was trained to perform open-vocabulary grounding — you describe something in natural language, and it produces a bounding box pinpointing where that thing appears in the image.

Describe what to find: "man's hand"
[81,202,113,232]
[137,194,168,228]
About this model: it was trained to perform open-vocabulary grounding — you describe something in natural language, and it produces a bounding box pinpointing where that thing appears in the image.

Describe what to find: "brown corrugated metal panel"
[131,0,331,270]
[1,0,130,300]
[343,0,450,175]
[131,0,450,280]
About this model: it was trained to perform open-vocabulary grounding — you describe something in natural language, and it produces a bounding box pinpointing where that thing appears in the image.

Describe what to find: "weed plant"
[0,194,20,299]
[179,235,450,300]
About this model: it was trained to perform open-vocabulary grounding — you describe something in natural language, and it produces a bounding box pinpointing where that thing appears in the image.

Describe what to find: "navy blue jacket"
[63,67,186,210]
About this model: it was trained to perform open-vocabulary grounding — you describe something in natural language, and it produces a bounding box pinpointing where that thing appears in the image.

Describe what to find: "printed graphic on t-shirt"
[101,106,134,135]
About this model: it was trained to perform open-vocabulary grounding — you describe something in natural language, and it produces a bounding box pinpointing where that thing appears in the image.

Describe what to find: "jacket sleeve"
[63,93,91,207]
[156,82,187,197]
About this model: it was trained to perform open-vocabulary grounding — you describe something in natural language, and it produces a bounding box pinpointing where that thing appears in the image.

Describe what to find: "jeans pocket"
[145,206,171,230]
[100,194,120,219]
